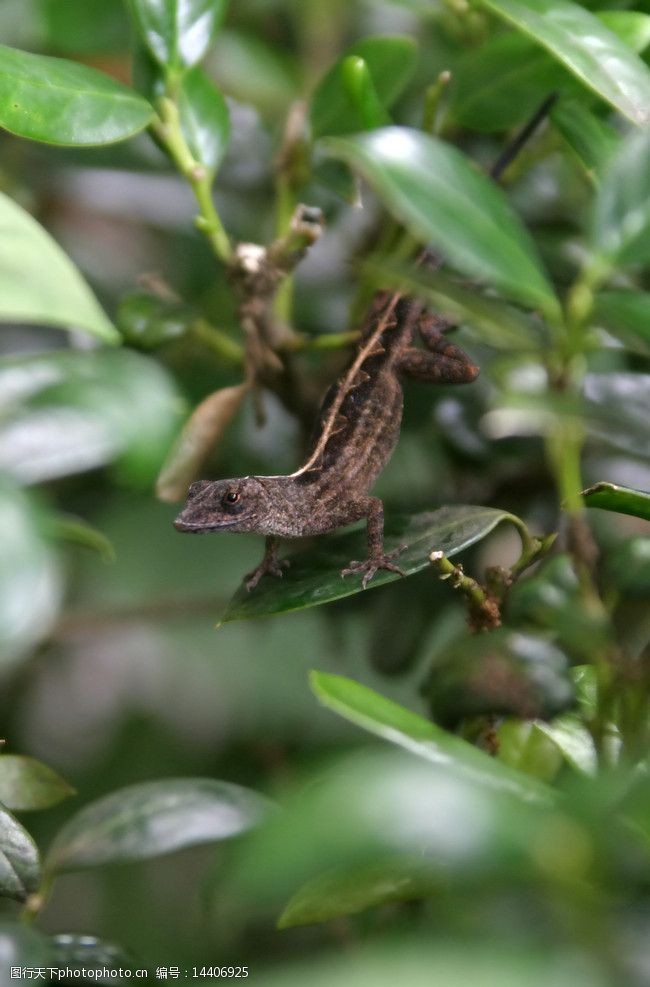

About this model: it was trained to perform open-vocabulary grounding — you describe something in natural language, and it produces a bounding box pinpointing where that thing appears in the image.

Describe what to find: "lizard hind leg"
[341,497,406,590]
[401,313,479,384]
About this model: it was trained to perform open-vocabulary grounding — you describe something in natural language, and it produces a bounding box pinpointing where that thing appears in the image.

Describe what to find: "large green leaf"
[478,0,650,126]
[0,350,182,486]
[129,0,227,71]
[311,672,553,804]
[279,858,436,928]
[310,35,417,138]
[551,100,620,179]
[0,44,153,145]
[0,806,40,902]
[322,128,560,320]
[594,290,650,355]
[221,506,513,623]
[178,65,230,175]
[0,191,118,343]
[0,756,75,812]
[0,477,62,670]
[592,129,650,266]
[46,778,271,873]
[582,482,650,522]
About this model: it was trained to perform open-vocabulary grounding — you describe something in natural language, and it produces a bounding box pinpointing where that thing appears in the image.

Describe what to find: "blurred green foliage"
[1,0,650,984]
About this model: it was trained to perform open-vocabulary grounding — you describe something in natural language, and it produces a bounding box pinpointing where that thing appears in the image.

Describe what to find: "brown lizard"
[174,291,479,590]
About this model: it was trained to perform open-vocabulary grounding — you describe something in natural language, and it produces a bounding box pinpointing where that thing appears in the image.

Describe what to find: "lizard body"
[174,291,479,589]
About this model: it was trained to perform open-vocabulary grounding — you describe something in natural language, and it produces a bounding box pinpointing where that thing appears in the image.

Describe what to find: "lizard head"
[173,476,272,534]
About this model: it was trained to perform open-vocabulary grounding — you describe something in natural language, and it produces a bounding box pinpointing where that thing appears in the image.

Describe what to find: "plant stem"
[151,98,232,264]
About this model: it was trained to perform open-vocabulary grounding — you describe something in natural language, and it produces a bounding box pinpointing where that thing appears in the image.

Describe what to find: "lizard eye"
[223,490,241,507]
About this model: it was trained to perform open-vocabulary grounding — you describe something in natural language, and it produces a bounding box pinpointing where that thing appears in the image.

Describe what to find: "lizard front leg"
[245,535,289,591]
[400,313,479,384]
[341,497,405,589]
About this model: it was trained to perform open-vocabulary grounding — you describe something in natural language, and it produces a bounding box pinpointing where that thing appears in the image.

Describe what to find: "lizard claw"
[340,545,406,589]
[245,556,290,592]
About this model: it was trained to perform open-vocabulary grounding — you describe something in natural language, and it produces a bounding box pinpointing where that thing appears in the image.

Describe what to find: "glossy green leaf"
[0,191,118,343]
[582,482,650,521]
[322,128,560,320]
[478,0,650,126]
[598,11,650,54]
[128,0,227,71]
[451,33,565,133]
[533,718,597,775]
[46,777,271,873]
[311,672,553,804]
[221,505,514,623]
[0,806,40,901]
[595,290,650,355]
[0,44,153,146]
[451,11,650,135]
[117,290,191,349]
[279,858,435,928]
[551,100,620,178]
[0,477,62,670]
[592,129,650,265]
[179,65,230,175]
[0,756,75,812]
[0,350,182,486]
[364,257,542,350]
[310,36,417,138]
[0,922,53,981]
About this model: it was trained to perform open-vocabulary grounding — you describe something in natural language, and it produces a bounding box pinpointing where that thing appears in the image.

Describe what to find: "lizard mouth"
[173,517,241,533]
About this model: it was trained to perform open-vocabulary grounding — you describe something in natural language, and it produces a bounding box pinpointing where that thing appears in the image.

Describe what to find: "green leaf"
[46,777,271,873]
[178,65,230,175]
[598,11,650,54]
[221,505,513,623]
[582,482,650,522]
[47,516,116,563]
[592,129,650,266]
[0,806,40,901]
[450,33,565,133]
[0,922,53,981]
[0,191,118,343]
[605,537,650,595]
[594,290,650,355]
[533,718,597,776]
[279,858,435,928]
[0,477,62,670]
[129,0,227,71]
[551,99,620,178]
[311,672,553,804]
[478,0,650,126]
[310,35,417,139]
[364,257,542,350]
[0,350,182,486]
[0,44,154,145]
[322,128,560,320]
[0,756,75,812]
